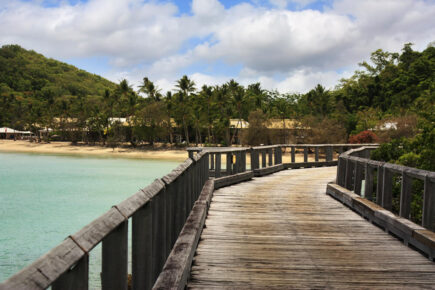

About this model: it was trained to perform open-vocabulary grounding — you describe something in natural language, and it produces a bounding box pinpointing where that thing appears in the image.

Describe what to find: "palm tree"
[175,75,196,145]
[138,77,161,102]
[199,85,214,144]
[164,91,174,144]
[228,80,245,145]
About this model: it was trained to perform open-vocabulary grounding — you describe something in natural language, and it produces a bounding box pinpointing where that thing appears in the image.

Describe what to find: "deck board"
[188,167,435,289]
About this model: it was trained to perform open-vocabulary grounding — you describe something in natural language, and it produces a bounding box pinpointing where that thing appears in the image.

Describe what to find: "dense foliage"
[0,43,433,149]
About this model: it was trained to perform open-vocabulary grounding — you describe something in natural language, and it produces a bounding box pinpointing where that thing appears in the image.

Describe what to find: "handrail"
[1,152,210,290]
[188,144,374,178]
[2,143,378,289]
[336,146,435,231]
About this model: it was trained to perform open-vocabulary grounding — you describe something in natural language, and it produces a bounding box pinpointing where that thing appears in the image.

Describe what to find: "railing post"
[261,150,266,168]
[102,220,128,290]
[250,149,258,171]
[132,203,153,290]
[354,161,364,196]
[291,146,295,163]
[186,165,192,218]
[52,255,89,290]
[273,147,280,165]
[382,166,393,211]
[422,175,435,231]
[204,152,210,181]
[364,164,374,201]
[157,187,168,279]
[181,171,188,222]
[376,165,384,206]
[165,181,173,260]
[314,147,319,162]
[210,153,215,171]
[226,153,232,176]
[188,150,194,159]
[268,149,273,166]
[171,178,181,244]
[241,150,246,172]
[399,170,413,219]
[337,157,346,187]
[344,159,354,190]
[326,146,333,161]
[215,153,221,178]
[303,147,308,163]
[234,151,240,174]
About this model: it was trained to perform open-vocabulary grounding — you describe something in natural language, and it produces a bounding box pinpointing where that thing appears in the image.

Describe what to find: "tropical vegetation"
[0,43,433,152]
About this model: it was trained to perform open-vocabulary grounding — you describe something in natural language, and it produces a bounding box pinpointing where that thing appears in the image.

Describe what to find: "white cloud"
[0,0,434,94]
[192,0,225,18]
[0,0,186,65]
[269,0,319,9]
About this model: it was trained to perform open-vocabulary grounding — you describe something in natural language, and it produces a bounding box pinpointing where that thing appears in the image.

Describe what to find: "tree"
[241,109,270,145]
[271,93,294,143]
[175,75,196,145]
[138,77,161,102]
[228,80,245,145]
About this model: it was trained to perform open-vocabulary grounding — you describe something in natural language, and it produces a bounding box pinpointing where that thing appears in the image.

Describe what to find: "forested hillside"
[0,43,433,149]
[0,44,115,132]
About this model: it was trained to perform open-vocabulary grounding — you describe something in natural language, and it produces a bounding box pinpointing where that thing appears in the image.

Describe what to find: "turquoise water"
[0,152,181,285]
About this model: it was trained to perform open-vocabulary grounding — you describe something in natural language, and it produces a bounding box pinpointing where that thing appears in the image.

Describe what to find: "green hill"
[0,44,115,98]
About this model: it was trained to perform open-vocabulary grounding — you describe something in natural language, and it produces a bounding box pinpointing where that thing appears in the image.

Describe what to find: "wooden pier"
[189,167,435,289]
[2,144,434,290]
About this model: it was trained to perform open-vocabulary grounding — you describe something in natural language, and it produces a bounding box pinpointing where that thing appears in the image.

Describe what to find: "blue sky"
[1,0,434,93]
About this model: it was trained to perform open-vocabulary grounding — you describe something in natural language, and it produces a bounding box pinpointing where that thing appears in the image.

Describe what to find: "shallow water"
[0,152,181,285]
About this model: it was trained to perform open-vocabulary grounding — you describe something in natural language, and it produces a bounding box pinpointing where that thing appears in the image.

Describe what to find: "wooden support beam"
[354,162,364,196]
[52,255,89,290]
[291,146,295,163]
[132,203,153,290]
[423,175,435,231]
[261,150,266,168]
[226,153,232,176]
[400,171,413,219]
[303,147,308,163]
[344,159,354,190]
[382,167,393,211]
[102,220,128,290]
[376,166,384,206]
[215,153,221,178]
[364,164,374,201]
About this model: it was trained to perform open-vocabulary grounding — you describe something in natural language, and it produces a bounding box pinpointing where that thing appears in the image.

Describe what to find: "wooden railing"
[2,143,378,290]
[1,152,210,290]
[188,144,376,177]
[336,146,435,231]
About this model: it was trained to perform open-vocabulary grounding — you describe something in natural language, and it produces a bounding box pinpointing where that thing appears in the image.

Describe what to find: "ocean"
[0,152,181,286]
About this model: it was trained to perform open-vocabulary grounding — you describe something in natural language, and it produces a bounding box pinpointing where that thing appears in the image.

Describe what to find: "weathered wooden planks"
[189,167,435,289]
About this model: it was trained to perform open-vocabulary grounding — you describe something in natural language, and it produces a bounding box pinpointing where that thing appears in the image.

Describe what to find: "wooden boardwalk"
[189,167,435,289]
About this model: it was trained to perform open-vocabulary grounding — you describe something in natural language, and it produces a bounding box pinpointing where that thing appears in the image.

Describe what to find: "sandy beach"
[0,140,189,161]
[0,140,326,163]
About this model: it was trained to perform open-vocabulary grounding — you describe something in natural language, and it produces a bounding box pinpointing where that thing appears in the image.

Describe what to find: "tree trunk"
[182,117,189,145]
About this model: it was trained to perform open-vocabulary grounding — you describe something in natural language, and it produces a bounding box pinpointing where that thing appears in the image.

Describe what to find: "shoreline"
[0,140,188,162]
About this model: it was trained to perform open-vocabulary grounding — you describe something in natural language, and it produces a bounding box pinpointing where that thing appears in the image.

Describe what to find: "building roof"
[0,127,34,134]
[229,119,250,129]
[229,119,308,129]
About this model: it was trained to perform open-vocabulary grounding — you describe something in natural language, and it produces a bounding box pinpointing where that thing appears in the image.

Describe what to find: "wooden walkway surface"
[188,167,435,289]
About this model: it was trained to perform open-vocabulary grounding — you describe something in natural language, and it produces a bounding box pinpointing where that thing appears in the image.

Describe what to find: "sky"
[0,0,434,94]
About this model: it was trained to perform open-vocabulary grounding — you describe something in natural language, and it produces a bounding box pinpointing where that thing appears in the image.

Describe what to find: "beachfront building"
[229,119,310,145]
[0,127,35,140]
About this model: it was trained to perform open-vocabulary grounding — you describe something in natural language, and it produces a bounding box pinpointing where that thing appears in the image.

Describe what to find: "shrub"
[348,130,379,144]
